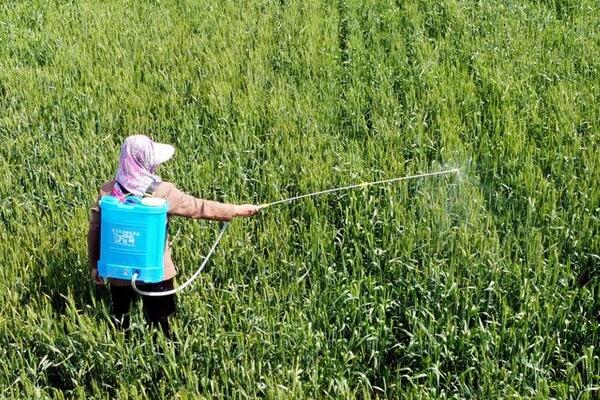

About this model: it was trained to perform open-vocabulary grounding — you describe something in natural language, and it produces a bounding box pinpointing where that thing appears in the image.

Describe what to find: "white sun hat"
[153,141,175,165]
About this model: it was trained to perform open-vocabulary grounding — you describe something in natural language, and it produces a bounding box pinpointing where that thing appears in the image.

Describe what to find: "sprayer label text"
[112,228,140,246]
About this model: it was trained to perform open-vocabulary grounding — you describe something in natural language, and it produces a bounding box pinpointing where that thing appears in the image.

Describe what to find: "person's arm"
[87,198,104,285]
[156,182,258,221]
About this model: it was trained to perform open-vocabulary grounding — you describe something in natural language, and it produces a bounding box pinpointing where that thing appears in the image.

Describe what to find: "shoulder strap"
[144,181,160,197]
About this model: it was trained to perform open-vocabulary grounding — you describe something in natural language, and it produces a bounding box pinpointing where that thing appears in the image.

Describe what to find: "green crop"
[0,0,598,398]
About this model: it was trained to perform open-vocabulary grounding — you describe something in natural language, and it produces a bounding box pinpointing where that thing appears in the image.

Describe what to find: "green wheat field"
[0,0,598,398]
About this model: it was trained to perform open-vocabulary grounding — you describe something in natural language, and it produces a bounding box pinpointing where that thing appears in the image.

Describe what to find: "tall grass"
[0,0,598,398]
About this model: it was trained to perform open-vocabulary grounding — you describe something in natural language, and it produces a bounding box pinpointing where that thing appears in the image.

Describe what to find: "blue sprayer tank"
[98,195,168,283]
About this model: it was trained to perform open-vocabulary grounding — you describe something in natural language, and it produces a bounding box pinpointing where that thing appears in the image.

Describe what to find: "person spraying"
[87,135,259,337]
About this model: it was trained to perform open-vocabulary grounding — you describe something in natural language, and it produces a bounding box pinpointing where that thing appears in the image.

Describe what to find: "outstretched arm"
[155,182,259,221]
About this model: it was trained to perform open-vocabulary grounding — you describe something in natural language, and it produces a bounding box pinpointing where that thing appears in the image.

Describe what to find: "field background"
[0,0,598,398]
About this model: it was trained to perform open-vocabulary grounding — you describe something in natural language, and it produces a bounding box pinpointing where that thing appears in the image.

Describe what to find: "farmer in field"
[87,135,259,337]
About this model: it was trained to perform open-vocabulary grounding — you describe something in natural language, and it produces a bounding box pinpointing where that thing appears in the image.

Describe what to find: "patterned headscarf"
[111,135,173,198]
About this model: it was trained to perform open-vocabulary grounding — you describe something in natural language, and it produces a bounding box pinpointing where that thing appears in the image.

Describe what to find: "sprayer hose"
[131,221,230,297]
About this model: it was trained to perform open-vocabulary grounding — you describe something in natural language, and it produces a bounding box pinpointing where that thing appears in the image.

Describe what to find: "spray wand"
[258,169,459,209]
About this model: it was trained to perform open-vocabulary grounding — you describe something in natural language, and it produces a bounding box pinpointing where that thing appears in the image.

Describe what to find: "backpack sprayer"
[97,196,169,282]
[97,168,459,297]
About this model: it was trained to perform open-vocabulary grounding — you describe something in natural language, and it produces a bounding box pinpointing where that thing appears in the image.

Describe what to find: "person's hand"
[91,268,105,286]
[235,204,260,218]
